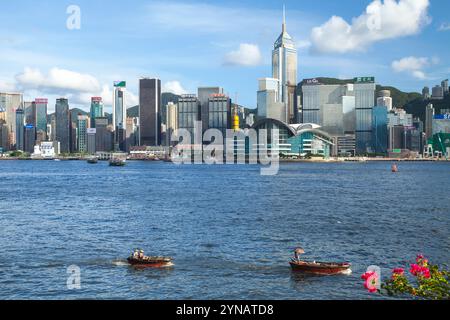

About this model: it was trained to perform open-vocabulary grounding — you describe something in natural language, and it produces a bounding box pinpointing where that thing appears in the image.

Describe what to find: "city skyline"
[0,0,449,113]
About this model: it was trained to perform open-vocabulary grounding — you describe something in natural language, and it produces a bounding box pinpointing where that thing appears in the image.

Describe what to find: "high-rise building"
[55,98,70,153]
[113,81,127,151]
[372,106,388,154]
[178,95,200,140]
[376,90,393,112]
[139,78,161,146]
[35,98,48,141]
[257,78,286,122]
[302,80,355,136]
[388,108,413,127]
[272,7,298,124]
[422,86,430,99]
[90,97,103,128]
[441,79,449,94]
[165,102,178,147]
[94,117,113,152]
[432,85,444,100]
[0,106,8,151]
[0,92,23,148]
[15,108,25,151]
[24,101,35,125]
[198,87,223,132]
[76,115,89,153]
[126,117,139,149]
[24,124,36,154]
[86,128,96,154]
[354,77,376,154]
[208,94,232,138]
[425,104,435,139]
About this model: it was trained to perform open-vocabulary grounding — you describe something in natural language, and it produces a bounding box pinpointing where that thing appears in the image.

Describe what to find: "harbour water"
[0,160,449,299]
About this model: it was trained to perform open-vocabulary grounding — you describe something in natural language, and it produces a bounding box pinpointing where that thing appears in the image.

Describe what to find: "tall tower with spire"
[272,5,298,123]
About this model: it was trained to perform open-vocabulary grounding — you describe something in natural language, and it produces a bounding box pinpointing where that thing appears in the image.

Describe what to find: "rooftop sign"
[114,81,126,88]
[304,78,321,85]
[354,77,375,83]
[35,98,48,104]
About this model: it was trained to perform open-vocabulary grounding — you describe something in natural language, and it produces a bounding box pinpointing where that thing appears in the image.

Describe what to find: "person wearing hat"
[294,247,305,262]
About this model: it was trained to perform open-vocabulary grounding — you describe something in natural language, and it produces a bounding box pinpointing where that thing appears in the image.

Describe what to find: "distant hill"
[296,77,446,122]
[404,94,450,122]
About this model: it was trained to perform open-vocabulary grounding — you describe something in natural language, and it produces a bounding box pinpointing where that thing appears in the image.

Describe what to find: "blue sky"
[0,0,449,112]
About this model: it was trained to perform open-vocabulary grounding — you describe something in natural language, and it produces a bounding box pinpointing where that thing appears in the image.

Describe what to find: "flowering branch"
[361,255,450,300]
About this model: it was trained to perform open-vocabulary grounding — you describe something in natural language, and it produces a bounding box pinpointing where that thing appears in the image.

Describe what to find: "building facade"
[372,106,388,154]
[55,98,71,154]
[113,81,127,151]
[354,77,376,154]
[178,95,200,142]
[272,8,297,124]
[77,115,89,153]
[0,92,23,148]
[198,87,223,133]
[166,102,178,147]
[139,78,161,146]
[35,98,48,139]
[90,97,103,128]
[15,108,25,151]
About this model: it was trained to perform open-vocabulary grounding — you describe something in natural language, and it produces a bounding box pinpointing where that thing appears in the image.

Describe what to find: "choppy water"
[0,160,449,300]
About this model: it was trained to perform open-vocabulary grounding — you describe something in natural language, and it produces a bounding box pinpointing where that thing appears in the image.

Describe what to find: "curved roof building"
[251,118,334,157]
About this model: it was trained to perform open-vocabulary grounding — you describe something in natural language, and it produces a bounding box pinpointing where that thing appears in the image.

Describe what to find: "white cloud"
[223,44,263,67]
[310,0,431,54]
[13,67,139,109]
[0,79,16,92]
[438,22,450,31]
[162,81,187,95]
[16,67,101,93]
[391,56,438,79]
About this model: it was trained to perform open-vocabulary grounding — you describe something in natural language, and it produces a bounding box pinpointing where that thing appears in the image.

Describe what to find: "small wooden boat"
[289,247,351,275]
[127,256,173,268]
[109,158,126,166]
[290,260,351,275]
[127,249,173,268]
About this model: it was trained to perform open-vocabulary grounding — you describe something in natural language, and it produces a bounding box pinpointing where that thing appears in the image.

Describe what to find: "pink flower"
[393,268,405,275]
[410,263,431,278]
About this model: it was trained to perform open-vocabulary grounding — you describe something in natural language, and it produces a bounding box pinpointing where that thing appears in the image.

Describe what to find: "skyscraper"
[15,108,25,151]
[354,77,376,154]
[376,90,393,112]
[425,103,435,139]
[113,81,127,151]
[0,92,23,148]
[24,124,36,154]
[90,97,104,128]
[35,98,48,140]
[178,95,200,140]
[208,94,232,138]
[55,98,70,153]
[257,78,285,122]
[272,6,298,124]
[198,87,223,132]
[77,115,89,153]
[139,78,161,146]
[166,102,178,147]
[372,106,388,154]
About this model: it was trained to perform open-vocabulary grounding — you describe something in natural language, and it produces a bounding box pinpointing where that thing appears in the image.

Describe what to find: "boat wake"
[340,268,352,275]
[112,260,129,266]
